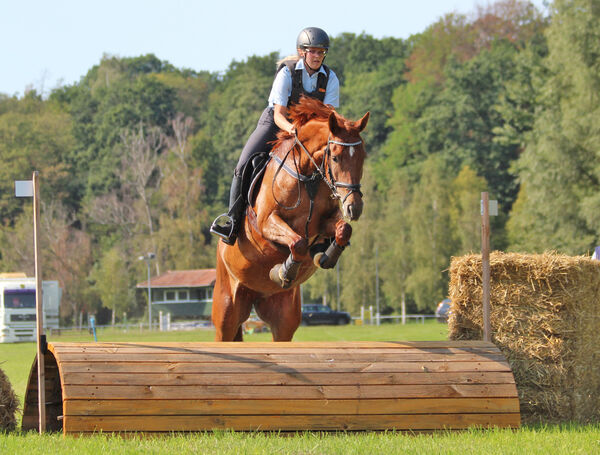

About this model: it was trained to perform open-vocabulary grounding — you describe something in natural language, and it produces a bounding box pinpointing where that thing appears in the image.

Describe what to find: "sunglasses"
[305,49,327,57]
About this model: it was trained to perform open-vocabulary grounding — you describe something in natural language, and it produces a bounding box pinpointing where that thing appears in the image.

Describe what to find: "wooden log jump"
[22,341,520,434]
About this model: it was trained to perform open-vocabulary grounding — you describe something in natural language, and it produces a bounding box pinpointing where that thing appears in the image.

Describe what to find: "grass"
[1,424,599,454]
[1,320,599,454]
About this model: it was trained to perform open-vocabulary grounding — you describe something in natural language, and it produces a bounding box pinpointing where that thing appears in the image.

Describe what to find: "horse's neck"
[273,137,321,176]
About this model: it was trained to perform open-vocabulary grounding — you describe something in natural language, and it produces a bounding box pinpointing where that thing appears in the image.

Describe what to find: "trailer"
[0,273,61,343]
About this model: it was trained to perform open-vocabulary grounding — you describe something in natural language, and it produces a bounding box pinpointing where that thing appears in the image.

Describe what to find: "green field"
[1,321,599,454]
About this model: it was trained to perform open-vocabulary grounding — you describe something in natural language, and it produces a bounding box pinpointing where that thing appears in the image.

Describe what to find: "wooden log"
[21,341,521,434]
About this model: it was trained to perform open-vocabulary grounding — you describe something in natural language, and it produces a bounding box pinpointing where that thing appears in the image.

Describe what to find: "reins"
[270,133,363,240]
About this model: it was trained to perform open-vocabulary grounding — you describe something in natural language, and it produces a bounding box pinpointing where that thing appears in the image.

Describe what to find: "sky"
[1,0,549,98]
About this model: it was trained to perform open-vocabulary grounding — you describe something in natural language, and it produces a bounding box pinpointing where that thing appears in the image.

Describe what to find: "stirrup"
[210,214,236,245]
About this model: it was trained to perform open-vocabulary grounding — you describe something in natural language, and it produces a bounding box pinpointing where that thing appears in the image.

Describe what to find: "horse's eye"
[332,156,339,163]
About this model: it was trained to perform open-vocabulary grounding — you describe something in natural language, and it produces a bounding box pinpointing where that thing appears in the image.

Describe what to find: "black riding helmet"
[296,27,330,50]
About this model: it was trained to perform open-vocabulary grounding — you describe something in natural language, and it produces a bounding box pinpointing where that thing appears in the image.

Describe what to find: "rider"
[210,26,340,245]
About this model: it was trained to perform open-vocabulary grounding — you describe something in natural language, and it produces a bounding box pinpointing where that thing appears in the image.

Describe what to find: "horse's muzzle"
[343,195,363,221]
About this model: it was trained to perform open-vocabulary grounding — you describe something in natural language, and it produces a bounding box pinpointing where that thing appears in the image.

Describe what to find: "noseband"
[323,138,364,203]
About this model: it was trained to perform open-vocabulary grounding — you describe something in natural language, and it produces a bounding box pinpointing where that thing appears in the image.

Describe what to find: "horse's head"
[323,110,370,220]
[283,97,370,221]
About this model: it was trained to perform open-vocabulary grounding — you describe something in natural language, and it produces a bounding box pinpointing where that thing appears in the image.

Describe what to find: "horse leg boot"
[313,240,346,269]
[312,219,352,268]
[210,173,245,245]
[269,254,302,289]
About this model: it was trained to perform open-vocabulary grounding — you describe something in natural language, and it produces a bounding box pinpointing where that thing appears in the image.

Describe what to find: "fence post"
[481,192,491,342]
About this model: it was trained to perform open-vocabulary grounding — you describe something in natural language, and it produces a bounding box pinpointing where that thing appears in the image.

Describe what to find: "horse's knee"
[335,220,352,247]
[290,237,308,259]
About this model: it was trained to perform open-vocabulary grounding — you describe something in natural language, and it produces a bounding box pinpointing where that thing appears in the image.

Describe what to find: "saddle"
[241,152,270,208]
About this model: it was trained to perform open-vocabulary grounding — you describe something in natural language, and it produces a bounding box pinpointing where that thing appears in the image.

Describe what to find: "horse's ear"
[356,112,370,132]
[328,112,343,136]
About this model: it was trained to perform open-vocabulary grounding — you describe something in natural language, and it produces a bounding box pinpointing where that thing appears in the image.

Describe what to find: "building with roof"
[136,269,216,318]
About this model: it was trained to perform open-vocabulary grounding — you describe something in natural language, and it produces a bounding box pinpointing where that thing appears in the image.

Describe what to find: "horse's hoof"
[313,253,324,267]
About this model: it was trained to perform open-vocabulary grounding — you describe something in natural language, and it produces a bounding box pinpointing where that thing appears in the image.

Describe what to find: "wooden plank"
[58,360,514,374]
[52,352,507,363]
[63,413,521,432]
[64,397,520,416]
[61,371,517,386]
[50,340,499,350]
[51,345,500,355]
[62,383,518,400]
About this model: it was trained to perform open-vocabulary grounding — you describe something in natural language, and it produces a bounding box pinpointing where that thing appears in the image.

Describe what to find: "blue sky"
[1,0,548,97]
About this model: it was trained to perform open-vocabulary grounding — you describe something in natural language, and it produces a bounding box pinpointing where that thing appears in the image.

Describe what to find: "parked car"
[301,304,351,326]
[435,298,452,322]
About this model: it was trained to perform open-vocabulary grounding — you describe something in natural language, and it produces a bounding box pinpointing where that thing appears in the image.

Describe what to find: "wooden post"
[33,171,46,433]
[481,192,491,342]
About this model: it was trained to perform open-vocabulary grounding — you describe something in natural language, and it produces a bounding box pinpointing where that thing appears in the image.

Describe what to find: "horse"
[212,97,369,341]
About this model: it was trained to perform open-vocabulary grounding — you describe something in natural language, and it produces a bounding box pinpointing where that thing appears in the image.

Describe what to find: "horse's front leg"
[260,212,308,288]
[313,218,352,269]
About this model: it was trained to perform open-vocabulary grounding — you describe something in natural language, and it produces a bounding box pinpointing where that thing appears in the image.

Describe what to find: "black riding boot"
[210,174,244,245]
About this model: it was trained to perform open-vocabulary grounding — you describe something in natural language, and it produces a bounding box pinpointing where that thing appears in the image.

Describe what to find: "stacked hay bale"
[448,252,600,423]
[0,365,18,431]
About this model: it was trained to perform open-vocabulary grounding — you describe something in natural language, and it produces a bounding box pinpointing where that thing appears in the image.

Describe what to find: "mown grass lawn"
[1,320,598,454]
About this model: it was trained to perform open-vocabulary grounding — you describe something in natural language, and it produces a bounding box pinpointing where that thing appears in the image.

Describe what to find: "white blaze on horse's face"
[327,139,364,221]
[327,110,370,221]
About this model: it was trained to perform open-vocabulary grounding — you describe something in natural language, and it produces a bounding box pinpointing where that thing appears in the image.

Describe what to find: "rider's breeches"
[234,107,279,176]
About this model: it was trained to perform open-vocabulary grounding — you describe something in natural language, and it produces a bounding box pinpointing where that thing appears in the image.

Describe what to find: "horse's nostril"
[344,203,362,221]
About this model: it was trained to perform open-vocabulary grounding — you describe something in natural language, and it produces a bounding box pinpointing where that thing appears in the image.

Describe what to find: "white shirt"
[268,59,340,108]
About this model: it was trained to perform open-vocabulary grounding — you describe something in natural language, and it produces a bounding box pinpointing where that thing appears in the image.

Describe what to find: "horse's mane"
[272,96,335,152]
[289,96,334,126]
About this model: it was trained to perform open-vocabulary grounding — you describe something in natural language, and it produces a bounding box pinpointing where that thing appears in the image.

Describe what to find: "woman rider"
[210,26,340,245]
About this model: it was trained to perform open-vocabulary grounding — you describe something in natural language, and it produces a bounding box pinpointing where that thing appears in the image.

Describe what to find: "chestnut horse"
[212,97,369,341]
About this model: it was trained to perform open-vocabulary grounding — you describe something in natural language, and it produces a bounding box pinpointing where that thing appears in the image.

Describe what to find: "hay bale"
[448,251,600,424]
[0,365,18,431]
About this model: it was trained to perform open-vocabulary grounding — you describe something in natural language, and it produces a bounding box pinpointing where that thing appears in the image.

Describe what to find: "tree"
[90,246,132,324]
[450,166,489,254]
[405,155,456,311]
[41,202,95,325]
[118,124,163,257]
[338,170,381,315]
[379,168,413,316]
[156,114,215,270]
[375,80,437,189]
[340,58,406,154]
[419,41,522,210]
[508,0,600,253]
[0,93,75,224]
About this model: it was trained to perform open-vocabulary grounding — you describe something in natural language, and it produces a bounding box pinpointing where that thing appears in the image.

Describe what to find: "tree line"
[1,0,598,324]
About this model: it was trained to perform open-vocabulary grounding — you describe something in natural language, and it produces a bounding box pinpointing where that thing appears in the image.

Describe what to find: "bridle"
[270,133,363,239]
[272,134,363,203]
